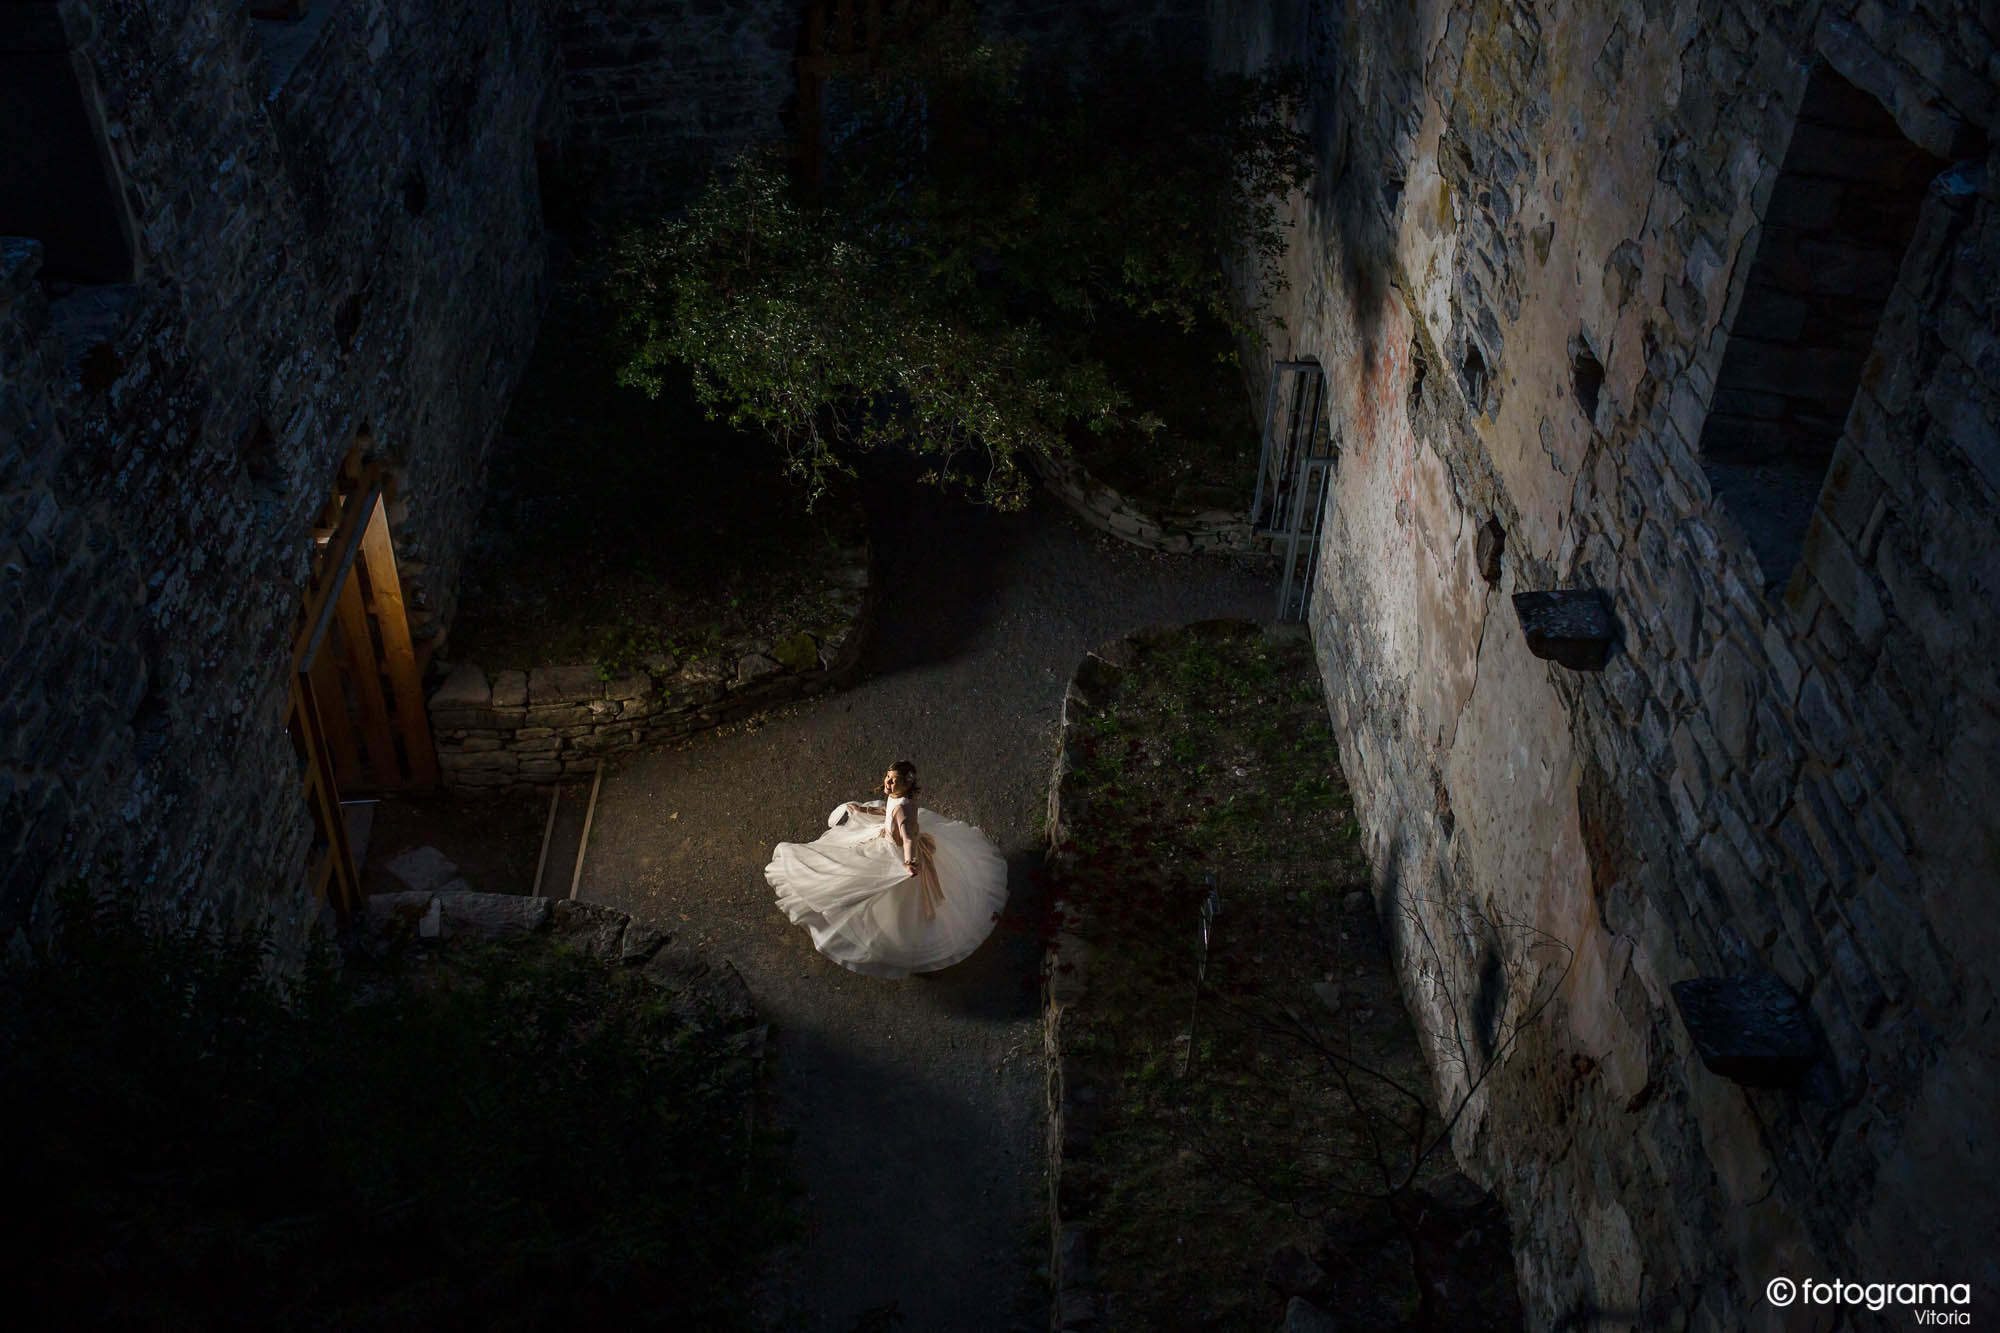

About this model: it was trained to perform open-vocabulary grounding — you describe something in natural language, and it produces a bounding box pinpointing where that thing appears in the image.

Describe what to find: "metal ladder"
[1252,360,1336,621]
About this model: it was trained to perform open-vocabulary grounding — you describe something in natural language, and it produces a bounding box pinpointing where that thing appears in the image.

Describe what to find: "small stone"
[1312,981,1343,1014]
[1342,890,1369,913]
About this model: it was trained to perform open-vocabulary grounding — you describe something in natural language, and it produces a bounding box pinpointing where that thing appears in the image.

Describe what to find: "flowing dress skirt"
[766,803,1008,979]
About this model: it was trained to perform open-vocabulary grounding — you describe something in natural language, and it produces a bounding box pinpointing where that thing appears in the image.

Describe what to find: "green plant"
[612,7,1310,507]
[0,886,786,1330]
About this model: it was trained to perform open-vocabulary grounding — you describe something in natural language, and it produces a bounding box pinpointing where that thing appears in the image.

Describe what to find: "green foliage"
[612,8,1311,506]
[0,888,783,1330]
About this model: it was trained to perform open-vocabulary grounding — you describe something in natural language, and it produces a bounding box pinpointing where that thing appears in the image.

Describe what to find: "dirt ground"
[567,475,1276,1332]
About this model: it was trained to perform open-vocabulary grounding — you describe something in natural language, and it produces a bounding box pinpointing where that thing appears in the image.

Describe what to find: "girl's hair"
[890,759,921,797]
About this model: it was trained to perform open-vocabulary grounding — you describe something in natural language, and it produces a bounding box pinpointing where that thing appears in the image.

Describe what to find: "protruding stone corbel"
[1669,973,1815,1089]
[1511,589,1617,670]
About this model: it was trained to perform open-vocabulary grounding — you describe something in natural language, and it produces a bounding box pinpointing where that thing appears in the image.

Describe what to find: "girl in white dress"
[766,760,1008,978]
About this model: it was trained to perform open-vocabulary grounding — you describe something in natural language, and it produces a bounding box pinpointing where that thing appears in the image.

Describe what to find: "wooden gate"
[286,443,437,912]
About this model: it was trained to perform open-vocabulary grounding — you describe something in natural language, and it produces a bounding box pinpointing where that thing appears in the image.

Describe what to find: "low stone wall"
[428,557,870,788]
[1040,636,1132,1333]
[1031,451,1267,557]
[359,888,760,1037]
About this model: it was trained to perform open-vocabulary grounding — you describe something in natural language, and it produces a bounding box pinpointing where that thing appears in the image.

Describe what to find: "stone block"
[430,705,524,732]
[550,898,628,958]
[735,652,783,683]
[430,662,490,709]
[1512,589,1618,670]
[524,704,594,728]
[490,670,528,708]
[1670,973,1815,1088]
[675,654,730,688]
[433,890,552,940]
[771,630,819,672]
[362,889,436,934]
[602,670,651,701]
[384,844,459,894]
[529,664,604,705]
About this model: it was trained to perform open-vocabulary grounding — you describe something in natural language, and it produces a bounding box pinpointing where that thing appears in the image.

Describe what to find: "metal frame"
[1252,359,1325,532]
[1253,359,1337,621]
[1277,455,1337,622]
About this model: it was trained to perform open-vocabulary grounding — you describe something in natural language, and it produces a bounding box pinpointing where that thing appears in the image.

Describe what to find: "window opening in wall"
[1459,341,1488,412]
[1571,334,1603,426]
[0,3,134,284]
[1698,63,1943,586]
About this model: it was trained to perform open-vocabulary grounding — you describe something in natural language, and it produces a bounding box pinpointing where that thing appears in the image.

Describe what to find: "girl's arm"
[890,804,920,871]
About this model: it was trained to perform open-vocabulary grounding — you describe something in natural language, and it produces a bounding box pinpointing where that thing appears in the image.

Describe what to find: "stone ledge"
[427,542,872,789]
[1041,632,1150,1333]
[1029,450,1270,558]
[355,888,764,1043]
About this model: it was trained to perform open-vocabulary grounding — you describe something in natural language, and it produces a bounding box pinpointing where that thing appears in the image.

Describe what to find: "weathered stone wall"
[555,0,797,212]
[1,0,559,951]
[1215,0,1999,1323]
[553,0,1210,212]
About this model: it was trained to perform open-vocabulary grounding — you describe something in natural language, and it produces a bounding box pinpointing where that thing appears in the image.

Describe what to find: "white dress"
[766,795,1009,978]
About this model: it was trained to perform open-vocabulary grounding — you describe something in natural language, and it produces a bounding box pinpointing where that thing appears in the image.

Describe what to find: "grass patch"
[0,889,788,1330]
[1054,623,1522,1330]
[449,267,861,676]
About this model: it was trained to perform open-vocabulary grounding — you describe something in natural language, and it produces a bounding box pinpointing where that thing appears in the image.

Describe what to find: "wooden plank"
[308,643,364,792]
[358,501,439,788]
[289,673,359,914]
[333,567,398,791]
[294,480,380,672]
[531,785,562,897]
[569,764,606,901]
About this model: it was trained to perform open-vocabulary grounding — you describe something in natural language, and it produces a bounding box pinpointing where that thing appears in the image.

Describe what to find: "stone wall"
[552,0,1211,213]
[429,556,870,787]
[555,0,797,213]
[1,0,559,951]
[1214,0,1998,1324]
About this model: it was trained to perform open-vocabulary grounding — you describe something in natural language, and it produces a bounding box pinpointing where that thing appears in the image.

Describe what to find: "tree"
[611,6,1311,506]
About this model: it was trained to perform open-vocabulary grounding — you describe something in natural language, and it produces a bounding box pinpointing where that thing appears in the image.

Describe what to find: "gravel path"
[577,479,1274,1332]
